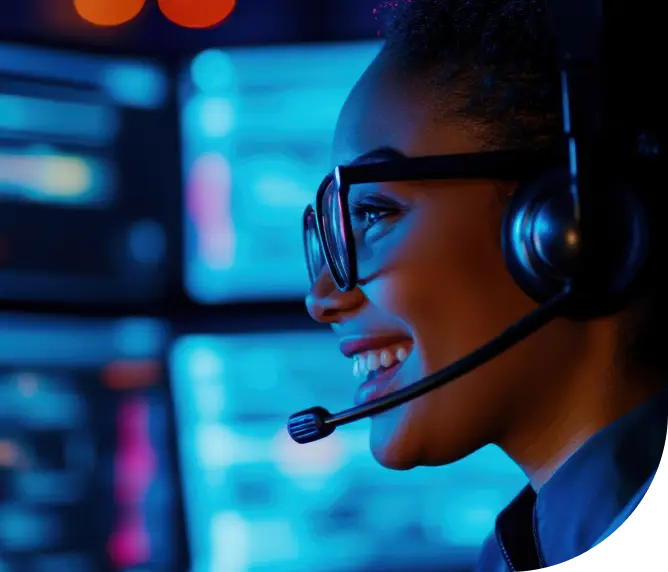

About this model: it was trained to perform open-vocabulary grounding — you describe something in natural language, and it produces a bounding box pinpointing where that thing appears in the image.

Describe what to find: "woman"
[302,1,666,570]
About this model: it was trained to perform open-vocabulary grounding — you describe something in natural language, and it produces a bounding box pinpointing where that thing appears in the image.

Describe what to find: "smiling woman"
[301,0,667,570]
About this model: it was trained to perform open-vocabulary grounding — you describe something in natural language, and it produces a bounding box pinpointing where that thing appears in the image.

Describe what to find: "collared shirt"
[475,388,668,571]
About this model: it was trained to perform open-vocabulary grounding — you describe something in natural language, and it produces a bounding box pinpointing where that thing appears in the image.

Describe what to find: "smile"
[352,343,410,380]
[339,336,414,406]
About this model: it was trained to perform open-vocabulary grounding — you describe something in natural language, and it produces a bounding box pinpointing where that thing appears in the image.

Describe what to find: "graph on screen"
[179,41,382,303]
[170,330,528,572]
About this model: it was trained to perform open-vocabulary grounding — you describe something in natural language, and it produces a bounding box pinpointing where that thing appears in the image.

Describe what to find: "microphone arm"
[288,286,570,444]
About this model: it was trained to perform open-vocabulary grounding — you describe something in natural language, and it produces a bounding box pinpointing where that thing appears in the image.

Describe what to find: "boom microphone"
[288,287,570,444]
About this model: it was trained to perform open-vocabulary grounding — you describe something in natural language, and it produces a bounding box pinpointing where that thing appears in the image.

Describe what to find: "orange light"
[104,360,161,390]
[158,0,236,29]
[74,0,146,27]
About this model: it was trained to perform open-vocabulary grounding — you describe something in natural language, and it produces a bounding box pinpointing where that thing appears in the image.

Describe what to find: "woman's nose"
[305,269,364,324]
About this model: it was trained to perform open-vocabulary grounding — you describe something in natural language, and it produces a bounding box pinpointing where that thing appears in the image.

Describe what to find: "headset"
[288,0,656,444]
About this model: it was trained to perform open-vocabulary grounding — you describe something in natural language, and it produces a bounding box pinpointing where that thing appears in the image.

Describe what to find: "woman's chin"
[367,401,488,470]
[368,412,420,471]
[370,442,418,470]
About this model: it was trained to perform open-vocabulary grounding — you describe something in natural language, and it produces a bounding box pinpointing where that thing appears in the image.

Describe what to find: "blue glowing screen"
[180,42,382,303]
[0,42,177,305]
[0,42,167,209]
[170,331,528,572]
[0,314,187,571]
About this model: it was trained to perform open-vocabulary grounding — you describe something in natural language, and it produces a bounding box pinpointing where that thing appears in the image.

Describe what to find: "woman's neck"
[500,344,663,491]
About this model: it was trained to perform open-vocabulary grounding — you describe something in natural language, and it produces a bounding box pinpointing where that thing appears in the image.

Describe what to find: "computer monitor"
[170,329,528,572]
[0,42,180,306]
[179,41,382,304]
[0,313,188,571]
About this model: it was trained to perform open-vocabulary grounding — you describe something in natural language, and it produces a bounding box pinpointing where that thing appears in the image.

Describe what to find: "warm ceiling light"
[158,0,236,29]
[74,0,146,26]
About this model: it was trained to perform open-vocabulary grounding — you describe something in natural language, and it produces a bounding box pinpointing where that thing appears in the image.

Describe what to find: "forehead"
[331,52,485,166]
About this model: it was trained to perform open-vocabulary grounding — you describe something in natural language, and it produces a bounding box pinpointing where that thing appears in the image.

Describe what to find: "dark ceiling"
[0,0,382,55]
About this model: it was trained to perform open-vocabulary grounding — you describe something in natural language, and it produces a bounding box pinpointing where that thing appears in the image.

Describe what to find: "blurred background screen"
[170,330,527,572]
[180,42,381,304]
[0,41,179,306]
[0,313,187,571]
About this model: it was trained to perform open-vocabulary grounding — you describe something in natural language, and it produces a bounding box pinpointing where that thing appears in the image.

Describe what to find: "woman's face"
[305,53,591,471]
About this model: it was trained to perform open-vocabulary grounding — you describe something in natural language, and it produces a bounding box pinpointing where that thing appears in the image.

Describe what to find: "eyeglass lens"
[321,179,351,287]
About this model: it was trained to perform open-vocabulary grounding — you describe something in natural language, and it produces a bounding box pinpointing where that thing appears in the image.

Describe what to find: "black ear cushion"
[501,168,649,318]
[501,168,573,304]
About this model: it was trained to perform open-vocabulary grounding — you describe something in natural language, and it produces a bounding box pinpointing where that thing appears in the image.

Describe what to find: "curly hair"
[377,0,561,149]
[375,0,667,377]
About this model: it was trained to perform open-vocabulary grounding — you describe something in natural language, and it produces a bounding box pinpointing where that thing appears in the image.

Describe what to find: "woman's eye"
[350,203,394,232]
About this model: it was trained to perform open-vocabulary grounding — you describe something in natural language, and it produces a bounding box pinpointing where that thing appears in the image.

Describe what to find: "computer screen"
[0,42,179,305]
[170,330,528,572]
[179,41,382,304]
[0,314,188,571]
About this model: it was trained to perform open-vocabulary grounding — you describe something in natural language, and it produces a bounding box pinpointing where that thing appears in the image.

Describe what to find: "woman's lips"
[340,334,413,358]
[353,360,404,406]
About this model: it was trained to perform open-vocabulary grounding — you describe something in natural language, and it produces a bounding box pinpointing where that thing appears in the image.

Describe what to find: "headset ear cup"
[501,167,650,318]
[501,168,575,304]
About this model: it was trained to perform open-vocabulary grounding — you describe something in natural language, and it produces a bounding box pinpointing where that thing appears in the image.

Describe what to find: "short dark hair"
[376,0,667,377]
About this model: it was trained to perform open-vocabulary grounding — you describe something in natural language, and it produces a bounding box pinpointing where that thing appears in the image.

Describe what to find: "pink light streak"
[107,397,156,569]
[186,152,236,269]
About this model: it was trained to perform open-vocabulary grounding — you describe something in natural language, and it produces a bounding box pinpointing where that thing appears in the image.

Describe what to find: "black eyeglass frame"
[304,148,561,292]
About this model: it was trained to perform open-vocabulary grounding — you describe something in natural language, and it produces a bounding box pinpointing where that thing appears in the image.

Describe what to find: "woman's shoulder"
[474,533,510,572]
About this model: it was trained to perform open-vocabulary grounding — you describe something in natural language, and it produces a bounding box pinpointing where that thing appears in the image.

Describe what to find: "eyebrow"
[350,146,406,166]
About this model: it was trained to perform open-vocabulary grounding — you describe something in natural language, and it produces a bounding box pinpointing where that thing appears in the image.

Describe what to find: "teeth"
[367,353,380,372]
[351,344,411,378]
[380,350,393,368]
[353,355,366,379]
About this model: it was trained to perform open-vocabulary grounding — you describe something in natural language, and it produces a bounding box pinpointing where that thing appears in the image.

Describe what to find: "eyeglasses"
[303,149,558,292]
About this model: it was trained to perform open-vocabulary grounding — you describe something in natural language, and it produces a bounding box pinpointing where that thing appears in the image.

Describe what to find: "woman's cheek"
[361,209,457,322]
[364,273,443,358]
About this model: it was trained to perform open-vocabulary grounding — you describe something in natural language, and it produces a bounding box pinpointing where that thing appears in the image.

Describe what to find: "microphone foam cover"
[287,406,334,444]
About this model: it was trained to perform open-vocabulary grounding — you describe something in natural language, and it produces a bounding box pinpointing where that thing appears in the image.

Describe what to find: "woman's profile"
[302,0,666,570]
